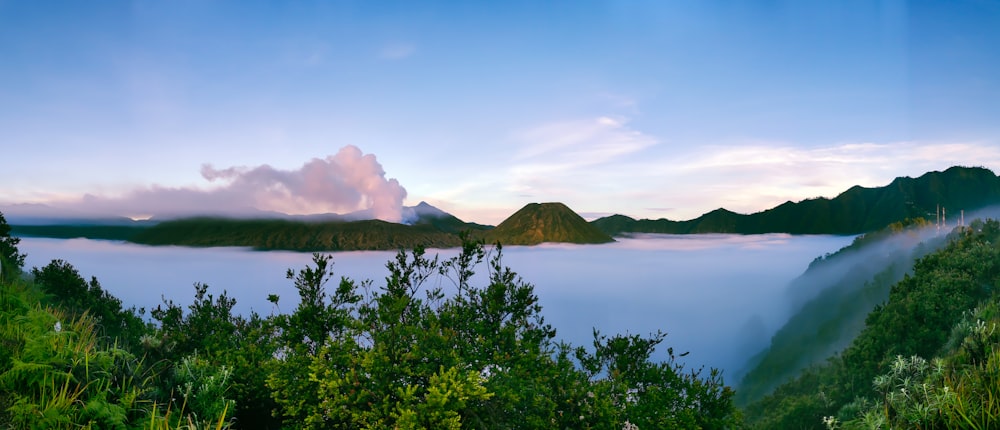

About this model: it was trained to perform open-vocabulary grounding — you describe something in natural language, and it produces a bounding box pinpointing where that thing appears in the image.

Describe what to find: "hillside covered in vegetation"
[736,217,942,405]
[0,211,738,429]
[479,202,614,245]
[743,219,1000,428]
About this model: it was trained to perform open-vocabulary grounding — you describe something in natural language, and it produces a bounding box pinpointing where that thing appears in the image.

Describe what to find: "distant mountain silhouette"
[0,203,143,226]
[405,201,493,234]
[592,166,1000,235]
[479,202,614,245]
[12,167,1000,248]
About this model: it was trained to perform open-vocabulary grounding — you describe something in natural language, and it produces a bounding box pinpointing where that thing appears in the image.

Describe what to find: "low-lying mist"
[737,208,1000,404]
[18,233,853,381]
[734,225,944,403]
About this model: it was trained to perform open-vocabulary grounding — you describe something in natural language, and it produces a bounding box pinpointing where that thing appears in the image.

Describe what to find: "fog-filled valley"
[17,233,855,380]
[8,210,1000,428]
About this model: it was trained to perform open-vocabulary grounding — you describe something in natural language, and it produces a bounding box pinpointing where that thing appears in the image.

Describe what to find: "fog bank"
[18,234,852,380]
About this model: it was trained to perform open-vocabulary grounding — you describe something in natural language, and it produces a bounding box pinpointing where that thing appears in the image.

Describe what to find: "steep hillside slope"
[736,218,942,405]
[743,219,1000,428]
[480,202,614,245]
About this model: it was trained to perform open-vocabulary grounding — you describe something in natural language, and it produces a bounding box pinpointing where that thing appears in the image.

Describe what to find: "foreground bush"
[266,241,740,428]
[1,211,739,428]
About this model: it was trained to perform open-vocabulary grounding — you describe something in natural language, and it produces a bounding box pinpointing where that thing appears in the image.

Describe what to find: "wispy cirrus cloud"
[507,116,658,196]
[678,141,989,172]
[514,116,656,162]
[676,140,1000,189]
[411,115,660,223]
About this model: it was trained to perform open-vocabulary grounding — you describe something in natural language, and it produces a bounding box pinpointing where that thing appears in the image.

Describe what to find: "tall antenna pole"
[937,204,941,231]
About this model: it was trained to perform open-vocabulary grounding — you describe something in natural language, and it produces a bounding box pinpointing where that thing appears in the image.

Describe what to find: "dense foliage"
[0,213,739,428]
[744,219,1000,428]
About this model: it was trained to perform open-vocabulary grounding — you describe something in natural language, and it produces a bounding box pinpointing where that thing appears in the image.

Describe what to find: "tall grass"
[0,278,232,429]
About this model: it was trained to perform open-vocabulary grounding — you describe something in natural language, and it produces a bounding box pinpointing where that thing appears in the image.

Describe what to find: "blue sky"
[2,1,1000,224]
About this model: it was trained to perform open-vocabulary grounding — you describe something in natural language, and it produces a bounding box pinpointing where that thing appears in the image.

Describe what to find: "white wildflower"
[480,364,503,379]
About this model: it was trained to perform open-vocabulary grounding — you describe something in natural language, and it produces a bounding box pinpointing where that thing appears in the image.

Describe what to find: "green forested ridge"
[131,217,464,251]
[744,219,1000,428]
[0,212,738,429]
[10,202,610,251]
[0,211,26,282]
[592,166,1000,235]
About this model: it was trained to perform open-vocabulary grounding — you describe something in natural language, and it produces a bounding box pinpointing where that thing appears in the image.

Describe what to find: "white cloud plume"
[61,145,409,222]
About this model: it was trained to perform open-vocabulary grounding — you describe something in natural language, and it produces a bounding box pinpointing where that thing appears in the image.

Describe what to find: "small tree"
[0,211,26,280]
[31,259,147,349]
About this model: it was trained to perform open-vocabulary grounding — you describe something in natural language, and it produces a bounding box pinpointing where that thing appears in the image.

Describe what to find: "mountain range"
[592,166,1000,235]
[7,166,1000,251]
